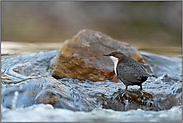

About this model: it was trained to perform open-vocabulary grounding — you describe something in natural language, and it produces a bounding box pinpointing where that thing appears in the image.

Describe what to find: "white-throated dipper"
[104,51,154,90]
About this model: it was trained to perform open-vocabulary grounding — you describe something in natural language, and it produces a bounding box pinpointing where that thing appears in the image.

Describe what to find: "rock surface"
[50,29,145,82]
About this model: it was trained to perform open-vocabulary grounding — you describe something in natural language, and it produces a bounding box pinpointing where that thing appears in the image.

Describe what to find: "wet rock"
[50,29,145,82]
[94,89,154,111]
[93,88,181,111]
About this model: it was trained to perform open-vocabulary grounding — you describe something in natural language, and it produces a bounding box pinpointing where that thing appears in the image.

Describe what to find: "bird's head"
[103,51,126,63]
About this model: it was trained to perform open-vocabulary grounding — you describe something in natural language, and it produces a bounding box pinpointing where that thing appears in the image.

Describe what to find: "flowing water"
[1,42,182,122]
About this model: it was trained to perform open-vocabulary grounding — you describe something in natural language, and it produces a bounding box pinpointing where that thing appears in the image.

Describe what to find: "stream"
[1,49,182,122]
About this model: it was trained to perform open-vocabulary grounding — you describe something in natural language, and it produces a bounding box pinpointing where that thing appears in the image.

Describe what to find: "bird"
[103,51,154,90]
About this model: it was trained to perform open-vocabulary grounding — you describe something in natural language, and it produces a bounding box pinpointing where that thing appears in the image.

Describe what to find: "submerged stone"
[1,77,96,111]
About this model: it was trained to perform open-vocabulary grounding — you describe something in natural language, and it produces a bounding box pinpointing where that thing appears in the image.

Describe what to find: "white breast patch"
[109,56,119,75]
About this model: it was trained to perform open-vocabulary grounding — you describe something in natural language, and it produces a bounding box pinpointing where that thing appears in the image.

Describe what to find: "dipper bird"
[103,51,154,90]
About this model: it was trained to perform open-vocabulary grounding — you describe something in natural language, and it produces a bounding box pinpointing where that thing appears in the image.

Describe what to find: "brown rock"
[50,29,145,82]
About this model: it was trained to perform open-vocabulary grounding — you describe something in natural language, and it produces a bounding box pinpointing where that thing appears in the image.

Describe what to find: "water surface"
[1,41,182,122]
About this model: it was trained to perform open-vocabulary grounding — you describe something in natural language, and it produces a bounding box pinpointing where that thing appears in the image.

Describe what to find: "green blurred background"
[1,1,182,56]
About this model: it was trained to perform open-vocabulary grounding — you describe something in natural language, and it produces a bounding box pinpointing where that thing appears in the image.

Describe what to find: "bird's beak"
[103,54,109,56]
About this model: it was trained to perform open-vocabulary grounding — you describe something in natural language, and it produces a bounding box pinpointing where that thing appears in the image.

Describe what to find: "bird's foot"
[125,85,128,90]
[139,85,143,90]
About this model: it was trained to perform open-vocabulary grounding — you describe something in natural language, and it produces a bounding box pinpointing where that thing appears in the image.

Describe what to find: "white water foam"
[1,104,182,122]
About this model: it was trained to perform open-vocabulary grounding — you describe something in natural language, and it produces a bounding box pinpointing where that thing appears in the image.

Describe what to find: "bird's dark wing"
[117,63,147,83]
[117,70,142,83]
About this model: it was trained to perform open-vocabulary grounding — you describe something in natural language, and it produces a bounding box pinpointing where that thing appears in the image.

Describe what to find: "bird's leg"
[125,85,128,90]
[140,85,142,90]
